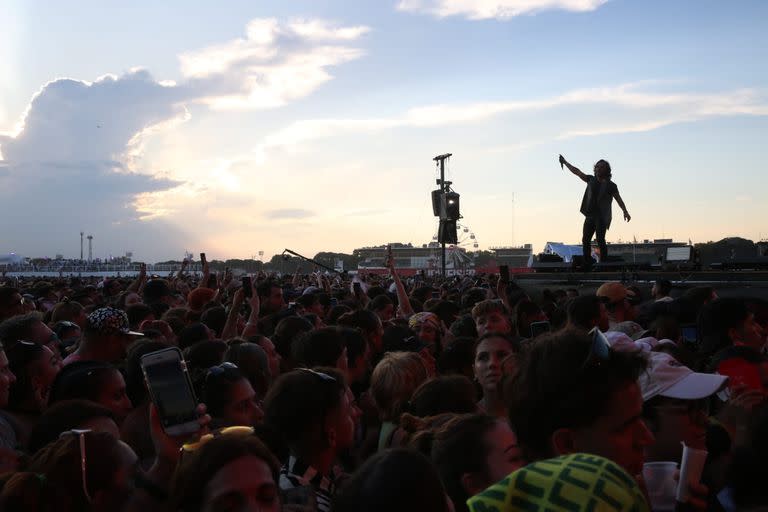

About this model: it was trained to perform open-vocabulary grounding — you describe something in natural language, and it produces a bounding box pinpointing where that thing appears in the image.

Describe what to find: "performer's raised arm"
[559,154,589,182]
[613,189,631,222]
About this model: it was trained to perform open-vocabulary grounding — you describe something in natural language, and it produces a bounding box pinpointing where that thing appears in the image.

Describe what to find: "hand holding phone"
[141,348,199,436]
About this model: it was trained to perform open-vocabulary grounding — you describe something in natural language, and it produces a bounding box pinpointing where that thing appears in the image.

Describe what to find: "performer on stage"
[559,155,631,269]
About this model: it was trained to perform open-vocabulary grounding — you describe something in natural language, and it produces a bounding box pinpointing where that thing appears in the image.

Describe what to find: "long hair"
[595,159,612,179]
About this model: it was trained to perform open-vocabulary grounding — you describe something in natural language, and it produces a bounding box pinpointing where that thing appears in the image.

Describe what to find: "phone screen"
[529,321,551,339]
[680,326,697,344]
[144,359,198,428]
[353,282,362,293]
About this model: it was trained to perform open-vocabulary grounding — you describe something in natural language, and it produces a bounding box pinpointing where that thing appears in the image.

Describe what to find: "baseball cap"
[87,307,144,337]
[188,287,216,312]
[596,282,636,304]
[639,352,727,401]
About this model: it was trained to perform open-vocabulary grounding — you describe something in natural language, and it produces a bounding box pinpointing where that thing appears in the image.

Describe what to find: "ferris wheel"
[431,222,480,270]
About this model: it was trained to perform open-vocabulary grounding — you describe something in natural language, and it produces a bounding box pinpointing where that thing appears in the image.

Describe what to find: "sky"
[1,0,767,262]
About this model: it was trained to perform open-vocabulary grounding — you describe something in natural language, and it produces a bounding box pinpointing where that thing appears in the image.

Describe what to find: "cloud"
[179,18,369,110]
[264,208,316,220]
[0,17,368,259]
[0,70,194,259]
[256,82,768,152]
[396,0,608,19]
[0,71,185,162]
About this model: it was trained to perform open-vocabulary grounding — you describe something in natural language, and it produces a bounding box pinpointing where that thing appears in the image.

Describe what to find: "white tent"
[542,242,596,263]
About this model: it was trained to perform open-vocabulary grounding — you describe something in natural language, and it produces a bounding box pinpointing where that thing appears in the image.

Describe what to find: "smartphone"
[242,276,252,298]
[330,297,338,307]
[680,325,698,344]
[431,291,440,299]
[529,321,551,339]
[353,282,362,294]
[207,274,217,289]
[141,347,199,436]
[499,265,510,284]
[200,252,206,265]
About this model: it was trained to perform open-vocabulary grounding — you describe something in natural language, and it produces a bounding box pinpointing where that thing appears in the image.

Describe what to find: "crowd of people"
[0,255,766,511]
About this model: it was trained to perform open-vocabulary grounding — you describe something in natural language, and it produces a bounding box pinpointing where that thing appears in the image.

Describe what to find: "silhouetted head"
[594,159,612,180]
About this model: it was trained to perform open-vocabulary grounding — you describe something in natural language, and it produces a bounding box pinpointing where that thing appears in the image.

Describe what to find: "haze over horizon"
[2,1,767,262]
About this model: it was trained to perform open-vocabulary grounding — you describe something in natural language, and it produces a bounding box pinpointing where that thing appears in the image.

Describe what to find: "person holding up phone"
[386,245,414,318]
[559,155,631,269]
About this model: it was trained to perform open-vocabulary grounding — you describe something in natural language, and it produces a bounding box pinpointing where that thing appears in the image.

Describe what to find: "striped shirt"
[279,456,343,512]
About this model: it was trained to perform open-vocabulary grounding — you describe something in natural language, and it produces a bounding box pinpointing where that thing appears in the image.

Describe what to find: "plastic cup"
[642,462,678,511]
[676,443,708,503]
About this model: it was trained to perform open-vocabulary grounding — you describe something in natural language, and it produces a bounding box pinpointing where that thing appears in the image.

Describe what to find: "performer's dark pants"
[583,215,607,266]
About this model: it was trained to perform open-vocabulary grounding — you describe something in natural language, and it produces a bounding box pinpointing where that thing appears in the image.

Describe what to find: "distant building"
[490,245,534,268]
[354,242,534,275]
[354,243,475,275]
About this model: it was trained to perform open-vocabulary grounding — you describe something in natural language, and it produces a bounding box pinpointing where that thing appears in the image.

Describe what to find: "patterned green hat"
[467,453,649,512]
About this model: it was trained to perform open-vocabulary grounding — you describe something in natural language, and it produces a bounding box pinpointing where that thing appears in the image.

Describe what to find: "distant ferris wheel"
[432,222,480,269]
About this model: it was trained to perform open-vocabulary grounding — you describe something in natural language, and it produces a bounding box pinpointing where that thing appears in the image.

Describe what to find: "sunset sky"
[1,0,767,262]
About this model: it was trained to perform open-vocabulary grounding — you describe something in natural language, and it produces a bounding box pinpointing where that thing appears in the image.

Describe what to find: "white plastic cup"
[676,443,708,503]
[642,462,678,511]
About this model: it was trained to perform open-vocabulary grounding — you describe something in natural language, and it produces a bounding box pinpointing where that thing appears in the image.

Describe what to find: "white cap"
[639,352,728,401]
[605,331,642,353]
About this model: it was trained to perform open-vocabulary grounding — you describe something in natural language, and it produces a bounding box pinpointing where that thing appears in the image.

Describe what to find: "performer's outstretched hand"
[624,211,632,222]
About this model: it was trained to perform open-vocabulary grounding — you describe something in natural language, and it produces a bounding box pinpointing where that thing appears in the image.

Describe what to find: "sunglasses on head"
[296,367,337,382]
[181,425,254,454]
[206,361,238,377]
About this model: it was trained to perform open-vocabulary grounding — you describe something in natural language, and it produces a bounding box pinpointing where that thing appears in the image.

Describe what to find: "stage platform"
[514,269,768,300]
